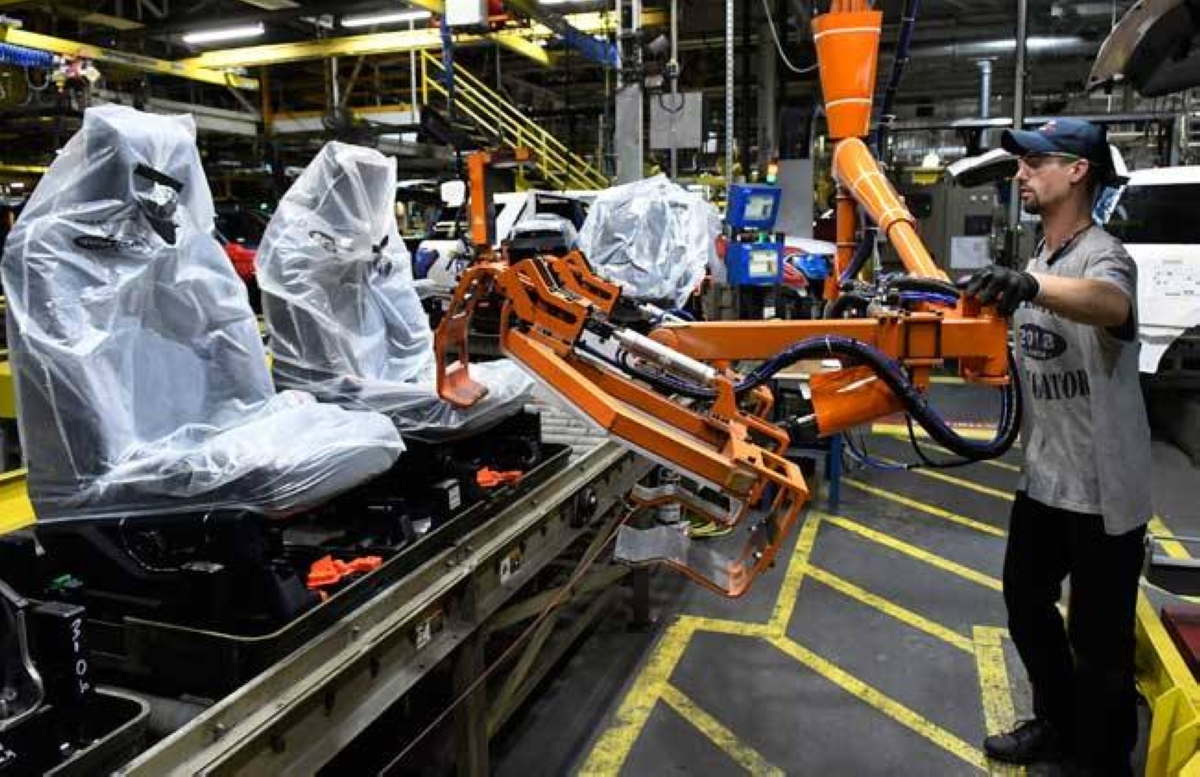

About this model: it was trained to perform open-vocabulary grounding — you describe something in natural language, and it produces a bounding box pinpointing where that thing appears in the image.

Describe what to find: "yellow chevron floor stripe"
[823,513,1003,592]
[844,478,1006,537]
[659,684,786,776]
[768,634,988,770]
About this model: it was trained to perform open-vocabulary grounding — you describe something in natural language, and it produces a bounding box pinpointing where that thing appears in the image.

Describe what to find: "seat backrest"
[2,106,273,504]
[258,142,433,393]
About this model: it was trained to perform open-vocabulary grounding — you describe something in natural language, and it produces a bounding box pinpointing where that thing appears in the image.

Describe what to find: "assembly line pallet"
[112,440,652,775]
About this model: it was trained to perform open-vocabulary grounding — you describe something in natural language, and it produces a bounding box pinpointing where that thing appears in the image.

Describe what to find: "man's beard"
[1021,196,1041,215]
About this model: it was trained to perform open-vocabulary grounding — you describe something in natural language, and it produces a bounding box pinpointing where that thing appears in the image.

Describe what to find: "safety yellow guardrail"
[420,50,608,191]
[1138,595,1200,774]
[0,469,33,535]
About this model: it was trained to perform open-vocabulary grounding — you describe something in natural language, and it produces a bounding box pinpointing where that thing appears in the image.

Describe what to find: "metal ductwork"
[910,36,1095,60]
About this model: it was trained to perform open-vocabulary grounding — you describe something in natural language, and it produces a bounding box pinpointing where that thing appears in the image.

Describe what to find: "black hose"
[904,352,1022,467]
[872,0,921,156]
[732,336,1018,460]
[837,224,878,286]
[587,332,1019,462]
[824,292,872,319]
[886,276,961,298]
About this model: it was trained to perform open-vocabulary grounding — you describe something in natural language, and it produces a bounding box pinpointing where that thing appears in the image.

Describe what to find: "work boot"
[983,719,1064,764]
[1027,761,1071,777]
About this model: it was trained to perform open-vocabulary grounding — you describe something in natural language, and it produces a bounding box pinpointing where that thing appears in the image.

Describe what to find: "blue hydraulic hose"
[0,43,54,69]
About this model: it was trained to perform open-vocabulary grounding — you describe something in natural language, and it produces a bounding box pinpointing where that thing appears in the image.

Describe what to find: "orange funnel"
[833,138,948,280]
[813,10,883,140]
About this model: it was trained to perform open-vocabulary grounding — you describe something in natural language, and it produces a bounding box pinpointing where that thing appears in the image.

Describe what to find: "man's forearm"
[1028,273,1131,327]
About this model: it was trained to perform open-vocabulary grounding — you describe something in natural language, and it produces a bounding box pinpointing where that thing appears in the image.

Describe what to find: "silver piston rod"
[611,327,717,385]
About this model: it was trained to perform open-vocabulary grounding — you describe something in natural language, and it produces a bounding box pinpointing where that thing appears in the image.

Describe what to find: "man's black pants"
[1004,491,1145,773]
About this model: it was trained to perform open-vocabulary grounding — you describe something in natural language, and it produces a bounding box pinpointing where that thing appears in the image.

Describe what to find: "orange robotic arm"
[434,250,1015,598]
[432,4,1014,598]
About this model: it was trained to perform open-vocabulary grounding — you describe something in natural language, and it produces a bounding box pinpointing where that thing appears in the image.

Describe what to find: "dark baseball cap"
[1001,118,1114,181]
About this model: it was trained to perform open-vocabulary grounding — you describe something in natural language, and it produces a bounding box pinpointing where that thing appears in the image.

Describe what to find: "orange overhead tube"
[833,137,948,281]
[812,8,882,140]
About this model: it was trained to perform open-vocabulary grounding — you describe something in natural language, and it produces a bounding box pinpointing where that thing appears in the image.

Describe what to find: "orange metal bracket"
[434,252,812,596]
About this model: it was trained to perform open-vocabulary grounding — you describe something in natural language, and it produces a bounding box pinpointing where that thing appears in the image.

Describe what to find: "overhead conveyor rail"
[0,25,259,89]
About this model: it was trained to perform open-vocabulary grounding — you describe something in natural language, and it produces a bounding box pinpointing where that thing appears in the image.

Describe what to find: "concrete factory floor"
[493,380,1199,775]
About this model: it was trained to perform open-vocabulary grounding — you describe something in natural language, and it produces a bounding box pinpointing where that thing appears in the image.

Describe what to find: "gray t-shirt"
[1013,224,1152,534]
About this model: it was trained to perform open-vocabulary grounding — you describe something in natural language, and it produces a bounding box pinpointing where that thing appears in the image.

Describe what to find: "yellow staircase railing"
[420,50,609,191]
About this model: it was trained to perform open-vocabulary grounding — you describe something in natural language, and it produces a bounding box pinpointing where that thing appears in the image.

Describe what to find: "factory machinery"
[0,3,1022,774]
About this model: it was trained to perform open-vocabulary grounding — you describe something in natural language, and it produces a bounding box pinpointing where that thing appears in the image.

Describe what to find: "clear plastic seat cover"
[1,106,403,521]
[576,174,721,308]
[257,141,534,441]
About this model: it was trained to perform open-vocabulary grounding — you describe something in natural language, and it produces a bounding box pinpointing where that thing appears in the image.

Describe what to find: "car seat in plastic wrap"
[576,174,721,310]
[0,106,404,523]
[256,141,534,442]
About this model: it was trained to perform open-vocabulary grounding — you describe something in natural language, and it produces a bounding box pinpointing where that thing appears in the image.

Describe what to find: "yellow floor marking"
[1150,515,1191,560]
[973,626,1024,776]
[767,513,822,635]
[843,478,1006,538]
[824,514,1003,592]
[659,684,786,776]
[768,634,988,771]
[578,618,700,775]
[867,456,1014,501]
[806,564,974,653]
[1144,515,1200,604]
[686,616,769,639]
[584,493,1011,772]
[868,429,1022,473]
[873,422,1019,445]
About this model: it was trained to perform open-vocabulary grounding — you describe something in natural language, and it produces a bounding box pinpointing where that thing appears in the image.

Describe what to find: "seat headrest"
[289,142,397,258]
[21,105,215,231]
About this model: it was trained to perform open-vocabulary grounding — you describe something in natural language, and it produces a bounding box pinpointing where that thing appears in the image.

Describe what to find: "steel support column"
[615,0,643,183]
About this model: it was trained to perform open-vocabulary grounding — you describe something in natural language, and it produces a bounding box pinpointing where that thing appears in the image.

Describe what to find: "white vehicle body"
[1101,166,1200,377]
[417,190,593,294]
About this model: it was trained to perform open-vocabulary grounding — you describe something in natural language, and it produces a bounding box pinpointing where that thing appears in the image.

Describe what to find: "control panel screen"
[748,248,778,277]
[744,194,776,222]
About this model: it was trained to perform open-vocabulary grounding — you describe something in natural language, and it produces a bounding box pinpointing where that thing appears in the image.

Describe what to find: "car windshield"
[1106,183,1200,244]
[214,207,269,245]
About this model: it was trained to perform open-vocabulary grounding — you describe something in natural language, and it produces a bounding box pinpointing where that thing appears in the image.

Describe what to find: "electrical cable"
[871,0,920,155]
[759,0,818,75]
[377,503,637,776]
[844,429,910,470]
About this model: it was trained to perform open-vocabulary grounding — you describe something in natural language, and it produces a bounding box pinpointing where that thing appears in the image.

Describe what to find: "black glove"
[956,265,1040,315]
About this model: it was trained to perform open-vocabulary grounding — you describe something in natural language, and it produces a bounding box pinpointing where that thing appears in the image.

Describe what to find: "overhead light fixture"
[182,23,265,45]
[341,10,432,28]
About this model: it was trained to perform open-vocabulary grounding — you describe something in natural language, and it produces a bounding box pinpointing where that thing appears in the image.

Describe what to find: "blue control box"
[726,240,783,286]
[726,184,782,231]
